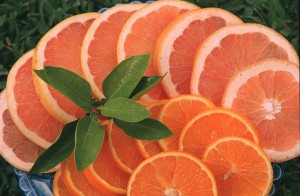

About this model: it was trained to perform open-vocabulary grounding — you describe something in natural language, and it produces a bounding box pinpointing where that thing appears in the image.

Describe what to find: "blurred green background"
[0,0,299,195]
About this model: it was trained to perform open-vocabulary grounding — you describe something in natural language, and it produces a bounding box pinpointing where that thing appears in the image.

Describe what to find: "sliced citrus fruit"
[154,8,243,97]
[33,13,100,124]
[202,137,273,196]
[62,156,106,196]
[108,120,144,174]
[222,59,299,162]
[179,108,259,158]
[117,0,199,102]
[191,23,299,106]
[84,127,130,195]
[53,170,72,196]
[128,151,217,196]
[135,99,168,158]
[81,4,145,99]
[158,95,215,151]
[5,50,63,148]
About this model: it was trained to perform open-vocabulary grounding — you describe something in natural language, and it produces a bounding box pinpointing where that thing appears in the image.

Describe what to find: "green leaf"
[114,118,173,140]
[102,54,150,100]
[75,116,104,172]
[98,97,150,122]
[130,75,165,100]
[29,120,78,173]
[34,66,93,112]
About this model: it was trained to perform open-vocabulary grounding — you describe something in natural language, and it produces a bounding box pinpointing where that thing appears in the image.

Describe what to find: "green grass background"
[0,0,299,195]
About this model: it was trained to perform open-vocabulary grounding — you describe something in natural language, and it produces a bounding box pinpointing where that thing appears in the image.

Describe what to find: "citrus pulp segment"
[53,170,72,196]
[190,23,299,106]
[222,59,299,162]
[117,0,200,102]
[6,50,63,149]
[81,4,145,99]
[127,151,217,196]
[202,137,273,196]
[158,95,215,151]
[33,13,100,124]
[154,8,243,97]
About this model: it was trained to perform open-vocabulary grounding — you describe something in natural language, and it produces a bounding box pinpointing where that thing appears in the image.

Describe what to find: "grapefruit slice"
[135,99,168,158]
[190,23,299,106]
[158,95,215,151]
[53,170,72,196]
[6,50,63,148]
[127,151,217,196]
[117,0,200,102]
[154,8,243,97]
[33,13,100,124]
[179,108,259,158]
[202,137,273,196]
[222,59,299,162]
[81,4,145,99]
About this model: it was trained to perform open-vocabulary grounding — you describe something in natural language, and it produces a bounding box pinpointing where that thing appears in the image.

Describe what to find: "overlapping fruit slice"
[53,170,72,196]
[154,8,243,97]
[6,50,63,148]
[33,13,100,124]
[117,0,200,101]
[191,23,299,106]
[222,59,299,162]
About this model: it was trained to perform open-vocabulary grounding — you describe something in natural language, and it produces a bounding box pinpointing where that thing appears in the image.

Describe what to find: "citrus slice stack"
[158,95,215,151]
[191,23,299,106]
[5,50,63,149]
[222,59,299,162]
[118,0,200,101]
[33,13,100,124]
[81,4,145,99]
[53,170,72,196]
[202,137,273,196]
[154,8,243,97]
[128,152,217,196]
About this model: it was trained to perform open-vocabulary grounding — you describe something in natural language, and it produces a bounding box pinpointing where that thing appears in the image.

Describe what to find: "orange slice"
[33,13,100,124]
[53,170,72,196]
[117,0,199,102]
[191,23,299,106]
[135,99,168,158]
[84,128,130,195]
[127,151,217,196]
[154,8,243,97]
[81,4,145,99]
[6,50,63,148]
[108,120,144,174]
[202,137,273,196]
[222,59,299,162]
[179,108,259,158]
[158,95,215,151]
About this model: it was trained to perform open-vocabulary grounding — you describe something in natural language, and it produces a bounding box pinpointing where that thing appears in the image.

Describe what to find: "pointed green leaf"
[102,54,150,100]
[114,118,173,140]
[130,74,165,100]
[29,120,78,173]
[75,116,104,172]
[98,97,150,122]
[34,66,93,112]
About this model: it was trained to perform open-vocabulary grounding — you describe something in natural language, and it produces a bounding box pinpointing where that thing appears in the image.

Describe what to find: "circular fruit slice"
[135,99,168,158]
[158,95,215,151]
[117,0,199,102]
[222,59,299,162]
[6,50,63,148]
[33,13,100,124]
[179,108,259,158]
[53,170,72,196]
[81,4,145,99]
[202,137,273,196]
[108,120,144,174]
[154,8,243,97]
[128,151,217,196]
[84,129,130,195]
[191,23,299,106]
